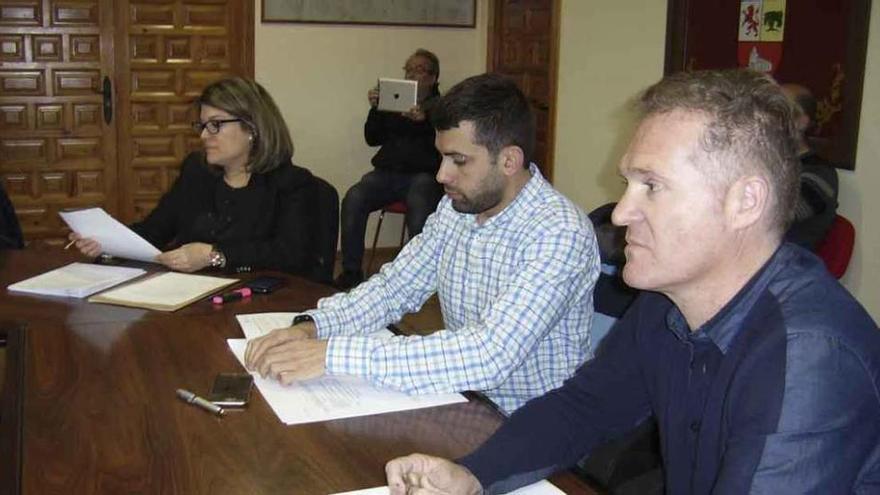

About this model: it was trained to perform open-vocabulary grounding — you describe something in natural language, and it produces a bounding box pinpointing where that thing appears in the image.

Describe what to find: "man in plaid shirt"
[245,74,600,414]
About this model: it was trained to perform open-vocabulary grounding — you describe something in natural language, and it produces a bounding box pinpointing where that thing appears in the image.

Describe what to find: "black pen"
[211,287,252,305]
[176,388,224,416]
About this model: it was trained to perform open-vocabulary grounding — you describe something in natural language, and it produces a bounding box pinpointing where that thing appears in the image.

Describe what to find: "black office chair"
[588,202,638,320]
[0,184,23,250]
[577,418,664,495]
[307,176,339,285]
[575,202,664,495]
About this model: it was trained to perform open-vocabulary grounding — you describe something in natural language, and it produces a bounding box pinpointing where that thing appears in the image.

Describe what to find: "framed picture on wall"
[262,0,476,28]
[665,0,872,170]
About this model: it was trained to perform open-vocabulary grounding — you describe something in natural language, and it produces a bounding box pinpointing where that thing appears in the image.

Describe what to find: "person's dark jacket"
[364,99,441,175]
[132,152,317,274]
[0,183,24,249]
[786,151,839,250]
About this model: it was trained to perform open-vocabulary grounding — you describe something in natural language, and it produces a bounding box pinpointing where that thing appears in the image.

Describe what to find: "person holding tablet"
[70,77,320,275]
[334,49,445,290]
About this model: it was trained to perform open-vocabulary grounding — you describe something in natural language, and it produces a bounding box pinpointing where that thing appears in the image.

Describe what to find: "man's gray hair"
[638,69,801,234]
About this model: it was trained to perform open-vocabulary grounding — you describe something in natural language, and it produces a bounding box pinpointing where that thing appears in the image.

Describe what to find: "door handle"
[102,76,112,124]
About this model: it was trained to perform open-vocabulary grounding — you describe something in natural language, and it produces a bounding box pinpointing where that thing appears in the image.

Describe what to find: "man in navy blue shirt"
[385,69,880,494]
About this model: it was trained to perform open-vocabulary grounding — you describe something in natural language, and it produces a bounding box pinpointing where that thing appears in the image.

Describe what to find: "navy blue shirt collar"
[665,242,791,353]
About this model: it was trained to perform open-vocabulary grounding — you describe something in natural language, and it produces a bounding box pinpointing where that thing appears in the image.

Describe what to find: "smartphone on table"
[208,373,253,408]
[246,276,284,294]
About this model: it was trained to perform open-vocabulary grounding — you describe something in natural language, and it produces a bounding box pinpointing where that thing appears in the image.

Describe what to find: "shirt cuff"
[309,308,343,339]
[325,335,374,378]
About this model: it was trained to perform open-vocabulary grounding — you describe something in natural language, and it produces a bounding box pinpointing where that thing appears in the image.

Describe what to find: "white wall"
[255,1,488,247]
[554,0,668,210]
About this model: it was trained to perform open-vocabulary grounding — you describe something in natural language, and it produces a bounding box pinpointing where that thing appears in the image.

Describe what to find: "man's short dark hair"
[413,48,440,79]
[431,73,535,167]
[639,69,800,234]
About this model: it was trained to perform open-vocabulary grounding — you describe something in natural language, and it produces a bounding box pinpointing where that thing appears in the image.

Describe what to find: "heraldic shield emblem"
[737,0,786,74]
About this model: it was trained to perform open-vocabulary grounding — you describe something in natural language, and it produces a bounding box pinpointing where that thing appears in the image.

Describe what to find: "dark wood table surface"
[0,248,597,495]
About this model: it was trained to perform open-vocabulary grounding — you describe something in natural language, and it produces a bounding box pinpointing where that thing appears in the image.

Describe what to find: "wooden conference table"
[0,248,597,495]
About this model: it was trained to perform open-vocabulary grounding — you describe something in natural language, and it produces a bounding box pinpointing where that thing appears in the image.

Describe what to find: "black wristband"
[292,314,314,326]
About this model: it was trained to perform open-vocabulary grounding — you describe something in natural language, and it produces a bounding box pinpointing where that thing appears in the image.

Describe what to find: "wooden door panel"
[116,0,252,224]
[0,0,117,246]
[488,0,558,180]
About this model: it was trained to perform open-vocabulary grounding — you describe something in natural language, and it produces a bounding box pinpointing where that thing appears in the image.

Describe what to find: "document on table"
[235,312,301,339]
[331,480,565,495]
[89,272,237,312]
[229,312,467,425]
[7,262,147,298]
[59,207,160,263]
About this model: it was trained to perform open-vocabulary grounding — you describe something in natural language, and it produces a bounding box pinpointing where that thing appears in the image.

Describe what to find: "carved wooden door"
[0,0,118,245]
[116,0,253,224]
[488,0,559,181]
[0,0,253,245]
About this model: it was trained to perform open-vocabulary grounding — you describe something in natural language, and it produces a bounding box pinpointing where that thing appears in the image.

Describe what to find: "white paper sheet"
[7,262,146,298]
[227,336,465,426]
[235,312,398,341]
[60,207,161,263]
[235,312,300,339]
[331,480,564,495]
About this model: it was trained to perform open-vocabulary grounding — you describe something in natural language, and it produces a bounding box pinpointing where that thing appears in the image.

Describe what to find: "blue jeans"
[340,169,442,273]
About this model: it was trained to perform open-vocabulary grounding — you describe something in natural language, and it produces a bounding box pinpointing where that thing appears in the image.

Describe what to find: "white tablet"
[377,78,417,113]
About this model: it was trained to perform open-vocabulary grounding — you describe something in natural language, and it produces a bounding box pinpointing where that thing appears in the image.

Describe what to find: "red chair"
[815,214,855,279]
[367,201,408,272]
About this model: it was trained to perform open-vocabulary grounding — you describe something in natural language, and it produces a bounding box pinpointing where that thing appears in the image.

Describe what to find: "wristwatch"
[208,247,227,268]
[292,314,314,326]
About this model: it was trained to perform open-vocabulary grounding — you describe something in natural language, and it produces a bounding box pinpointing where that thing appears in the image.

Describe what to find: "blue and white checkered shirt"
[310,165,600,413]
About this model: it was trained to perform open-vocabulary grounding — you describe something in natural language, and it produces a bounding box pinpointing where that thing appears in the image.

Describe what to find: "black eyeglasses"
[192,118,243,135]
[403,64,431,75]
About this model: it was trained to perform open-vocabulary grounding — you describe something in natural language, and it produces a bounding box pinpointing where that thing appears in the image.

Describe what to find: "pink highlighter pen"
[211,287,252,305]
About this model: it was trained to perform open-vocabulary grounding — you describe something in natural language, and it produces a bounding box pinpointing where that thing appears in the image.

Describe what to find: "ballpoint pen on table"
[176,388,224,416]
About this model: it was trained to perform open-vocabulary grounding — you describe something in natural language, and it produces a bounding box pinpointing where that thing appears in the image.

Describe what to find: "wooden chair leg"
[367,210,385,273]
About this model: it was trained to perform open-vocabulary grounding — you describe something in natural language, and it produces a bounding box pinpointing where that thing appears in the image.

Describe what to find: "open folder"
[89,272,237,312]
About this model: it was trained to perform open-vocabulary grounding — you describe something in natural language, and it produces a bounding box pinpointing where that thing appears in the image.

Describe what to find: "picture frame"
[262,0,476,28]
[664,0,872,170]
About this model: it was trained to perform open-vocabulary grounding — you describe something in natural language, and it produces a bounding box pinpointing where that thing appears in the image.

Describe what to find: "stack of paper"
[332,480,565,494]
[89,272,237,312]
[229,312,467,425]
[7,262,146,298]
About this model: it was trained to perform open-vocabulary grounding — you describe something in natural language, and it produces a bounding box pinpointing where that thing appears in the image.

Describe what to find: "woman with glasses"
[70,77,318,275]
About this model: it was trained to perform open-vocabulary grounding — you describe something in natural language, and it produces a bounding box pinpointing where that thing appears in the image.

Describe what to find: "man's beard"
[448,171,504,214]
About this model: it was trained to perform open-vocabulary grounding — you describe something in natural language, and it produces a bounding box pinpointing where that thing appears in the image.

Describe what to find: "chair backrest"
[815,214,855,279]
[587,202,639,348]
[308,176,339,285]
[382,200,408,215]
[0,184,24,249]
